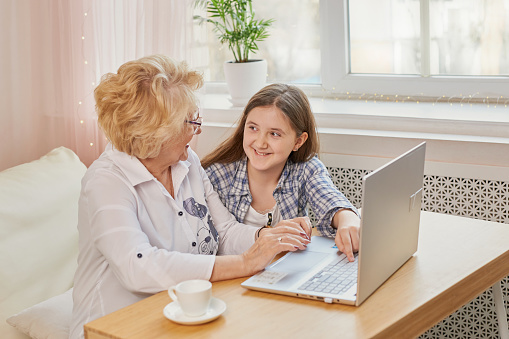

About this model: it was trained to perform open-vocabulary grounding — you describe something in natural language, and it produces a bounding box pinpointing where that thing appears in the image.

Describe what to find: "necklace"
[254,205,275,215]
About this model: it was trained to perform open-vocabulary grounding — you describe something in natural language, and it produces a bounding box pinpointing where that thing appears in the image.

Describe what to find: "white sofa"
[1,147,87,339]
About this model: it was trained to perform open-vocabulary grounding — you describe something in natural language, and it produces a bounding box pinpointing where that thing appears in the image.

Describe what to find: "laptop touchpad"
[270,251,330,272]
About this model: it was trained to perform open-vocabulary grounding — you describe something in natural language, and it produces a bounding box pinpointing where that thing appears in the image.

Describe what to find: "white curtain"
[0,0,198,170]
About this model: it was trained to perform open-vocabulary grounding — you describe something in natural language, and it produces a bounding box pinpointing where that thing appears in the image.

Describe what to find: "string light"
[314,88,507,110]
[75,6,102,153]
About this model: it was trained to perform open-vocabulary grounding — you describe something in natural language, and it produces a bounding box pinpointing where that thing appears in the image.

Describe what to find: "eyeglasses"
[185,114,203,135]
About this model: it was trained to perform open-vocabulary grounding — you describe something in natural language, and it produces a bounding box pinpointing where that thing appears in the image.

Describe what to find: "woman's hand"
[211,218,311,281]
[333,209,360,262]
[242,223,311,275]
[273,216,312,240]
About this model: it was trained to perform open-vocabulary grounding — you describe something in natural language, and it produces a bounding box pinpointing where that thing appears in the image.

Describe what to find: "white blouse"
[70,144,257,339]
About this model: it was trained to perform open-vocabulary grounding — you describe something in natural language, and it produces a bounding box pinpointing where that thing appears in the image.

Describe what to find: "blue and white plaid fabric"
[205,156,358,237]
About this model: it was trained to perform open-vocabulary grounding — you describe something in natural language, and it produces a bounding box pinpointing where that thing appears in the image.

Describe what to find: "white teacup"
[168,279,212,317]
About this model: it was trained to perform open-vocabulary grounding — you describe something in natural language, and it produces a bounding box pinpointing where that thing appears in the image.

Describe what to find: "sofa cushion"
[0,147,86,339]
[6,288,73,339]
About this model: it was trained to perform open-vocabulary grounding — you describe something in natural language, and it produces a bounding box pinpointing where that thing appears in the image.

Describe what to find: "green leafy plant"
[194,0,274,63]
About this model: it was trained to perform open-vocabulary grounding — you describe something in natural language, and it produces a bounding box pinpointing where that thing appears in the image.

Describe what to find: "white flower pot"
[223,59,267,107]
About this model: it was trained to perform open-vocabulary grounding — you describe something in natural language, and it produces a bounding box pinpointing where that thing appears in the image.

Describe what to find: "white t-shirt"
[244,204,282,228]
[70,144,256,339]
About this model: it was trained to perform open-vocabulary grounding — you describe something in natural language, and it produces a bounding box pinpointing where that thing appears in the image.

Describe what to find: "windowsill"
[201,90,509,138]
[198,86,509,181]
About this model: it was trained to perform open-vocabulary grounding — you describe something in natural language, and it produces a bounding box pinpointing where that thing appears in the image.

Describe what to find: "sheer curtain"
[0,0,198,170]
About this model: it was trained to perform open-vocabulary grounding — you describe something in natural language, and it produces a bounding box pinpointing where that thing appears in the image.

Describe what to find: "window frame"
[320,0,509,99]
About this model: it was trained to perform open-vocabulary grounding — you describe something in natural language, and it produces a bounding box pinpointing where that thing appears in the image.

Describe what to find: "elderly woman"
[69,55,310,338]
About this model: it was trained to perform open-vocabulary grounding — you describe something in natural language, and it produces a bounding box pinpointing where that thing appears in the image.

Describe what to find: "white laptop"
[241,142,426,306]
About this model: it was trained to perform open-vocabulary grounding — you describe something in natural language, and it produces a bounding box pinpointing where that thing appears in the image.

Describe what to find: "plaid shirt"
[205,156,358,237]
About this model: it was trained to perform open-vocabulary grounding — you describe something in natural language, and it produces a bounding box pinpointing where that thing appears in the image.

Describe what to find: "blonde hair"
[201,83,319,168]
[95,54,203,158]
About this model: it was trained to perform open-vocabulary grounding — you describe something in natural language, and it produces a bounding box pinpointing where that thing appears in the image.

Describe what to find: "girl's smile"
[243,106,307,176]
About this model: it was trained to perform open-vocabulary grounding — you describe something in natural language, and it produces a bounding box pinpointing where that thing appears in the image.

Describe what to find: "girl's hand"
[333,209,360,262]
[273,216,312,240]
[242,223,311,275]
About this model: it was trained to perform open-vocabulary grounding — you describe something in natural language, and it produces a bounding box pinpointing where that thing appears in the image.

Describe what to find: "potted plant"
[194,0,274,106]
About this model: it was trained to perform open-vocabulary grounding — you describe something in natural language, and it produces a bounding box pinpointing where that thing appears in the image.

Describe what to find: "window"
[196,0,321,84]
[321,0,509,98]
[197,0,509,99]
[349,0,509,77]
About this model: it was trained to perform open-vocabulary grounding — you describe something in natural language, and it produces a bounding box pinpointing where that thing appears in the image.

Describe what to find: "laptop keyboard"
[298,253,359,295]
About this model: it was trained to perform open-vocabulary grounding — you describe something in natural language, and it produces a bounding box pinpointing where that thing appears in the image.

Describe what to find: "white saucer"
[163,297,226,325]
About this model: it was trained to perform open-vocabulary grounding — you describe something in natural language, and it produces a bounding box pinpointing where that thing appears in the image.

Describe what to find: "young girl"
[201,83,360,261]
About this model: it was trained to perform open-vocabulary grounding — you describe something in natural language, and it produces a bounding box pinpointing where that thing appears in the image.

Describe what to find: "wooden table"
[85,212,509,339]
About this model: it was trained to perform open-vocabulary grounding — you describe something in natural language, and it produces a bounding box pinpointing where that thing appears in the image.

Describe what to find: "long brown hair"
[201,83,319,168]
